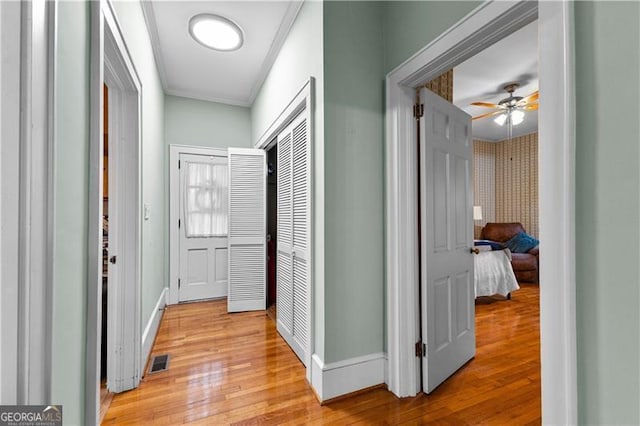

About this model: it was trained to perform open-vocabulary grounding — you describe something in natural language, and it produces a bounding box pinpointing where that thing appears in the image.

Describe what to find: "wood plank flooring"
[103,284,540,425]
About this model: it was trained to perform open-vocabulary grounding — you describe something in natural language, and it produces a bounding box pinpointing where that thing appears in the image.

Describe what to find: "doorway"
[169,146,229,304]
[385,1,576,423]
[100,83,113,422]
[253,78,314,381]
[87,2,143,424]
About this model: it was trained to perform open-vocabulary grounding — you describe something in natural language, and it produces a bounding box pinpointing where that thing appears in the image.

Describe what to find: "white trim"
[385,1,577,424]
[17,0,55,403]
[253,78,315,385]
[141,1,303,108]
[165,87,251,108]
[538,2,577,423]
[0,0,55,404]
[139,0,168,93]
[168,144,228,306]
[87,0,143,424]
[255,78,313,149]
[141,287,167,375]
[311,353,385,402]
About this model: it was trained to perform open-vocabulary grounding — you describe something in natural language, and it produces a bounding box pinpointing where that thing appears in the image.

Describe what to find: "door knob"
[109,256,117,264]
[470,248,479,254]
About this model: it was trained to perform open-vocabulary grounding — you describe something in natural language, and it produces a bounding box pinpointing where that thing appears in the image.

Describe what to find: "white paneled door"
[227,148,267,312]
[179,153,228,302]
[276,113,310,366]
[419,88,475,393]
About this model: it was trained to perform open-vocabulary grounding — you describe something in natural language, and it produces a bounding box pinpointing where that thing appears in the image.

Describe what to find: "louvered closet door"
[277,113,310,367]
[227,148,266,312]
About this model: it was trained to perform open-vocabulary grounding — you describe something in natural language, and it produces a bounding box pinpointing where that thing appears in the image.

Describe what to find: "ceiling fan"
[471,83,539,126]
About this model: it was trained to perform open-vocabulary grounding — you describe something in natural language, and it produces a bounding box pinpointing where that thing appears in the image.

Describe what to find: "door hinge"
[415,340,424,357]
[178,159,181,169]
[178,219,181,229]
[178,278,181,289]
[413,103,424,119]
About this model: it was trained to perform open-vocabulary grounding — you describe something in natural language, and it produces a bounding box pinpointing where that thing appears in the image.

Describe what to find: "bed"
[474,248,519,298]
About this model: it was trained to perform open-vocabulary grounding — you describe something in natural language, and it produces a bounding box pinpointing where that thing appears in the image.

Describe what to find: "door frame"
[0,0,56,404]
[168,144,228,306]
[385,1,576,424]
[87,0,143,424]
[254,78,314,382]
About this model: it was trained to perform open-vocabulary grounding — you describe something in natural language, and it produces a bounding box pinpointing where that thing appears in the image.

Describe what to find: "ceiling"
[141,1,303,107]
[453,21,538,141]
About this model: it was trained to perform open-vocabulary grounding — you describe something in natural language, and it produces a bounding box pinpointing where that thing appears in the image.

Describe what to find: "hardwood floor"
[103,284,540,425]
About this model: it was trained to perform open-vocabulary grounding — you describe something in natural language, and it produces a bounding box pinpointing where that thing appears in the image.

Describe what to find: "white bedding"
[474,249,519,297]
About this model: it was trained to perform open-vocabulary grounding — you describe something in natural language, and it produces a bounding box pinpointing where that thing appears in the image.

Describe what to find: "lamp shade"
[511,109,525,125]
[473,206,483,221]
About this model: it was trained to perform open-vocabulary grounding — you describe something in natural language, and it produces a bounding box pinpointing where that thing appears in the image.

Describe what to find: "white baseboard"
[141,287,167,375]
[311,352,386,401]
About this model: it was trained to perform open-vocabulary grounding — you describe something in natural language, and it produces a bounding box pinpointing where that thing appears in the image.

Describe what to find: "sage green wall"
[51,2,90,424]
[383,1,480,73]
[575,2,640,423]
[111,1,166,328]
[251,0,326,358]
[165,95,250,148]
[322,1,385,363]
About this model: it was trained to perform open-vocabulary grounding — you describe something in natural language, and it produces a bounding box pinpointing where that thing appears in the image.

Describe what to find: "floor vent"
[148,354,170,374]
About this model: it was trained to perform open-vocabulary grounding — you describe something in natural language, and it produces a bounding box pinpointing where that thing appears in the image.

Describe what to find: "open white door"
[275,113,311,366]
[227,148,267,312]
[420,88,475,393]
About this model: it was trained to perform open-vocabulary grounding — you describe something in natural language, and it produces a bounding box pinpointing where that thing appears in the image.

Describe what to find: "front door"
[179,153,228,302]
[419,87,475,393]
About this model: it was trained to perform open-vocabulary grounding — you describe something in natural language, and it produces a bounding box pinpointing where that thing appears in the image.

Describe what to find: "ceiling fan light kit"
[510,109,525,125]
[472,82,538,129]
[189,14,244,52]
[494,113,508,126]
[494,108,525,126]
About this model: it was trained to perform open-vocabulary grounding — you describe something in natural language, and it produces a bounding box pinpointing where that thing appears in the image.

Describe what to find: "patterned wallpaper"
[495,132,539,238]
[473,140,496,238]
[473,132,539,239]
[425,69,453,102]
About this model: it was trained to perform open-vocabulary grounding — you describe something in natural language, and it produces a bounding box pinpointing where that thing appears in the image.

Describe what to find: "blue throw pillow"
[504,232,539,253]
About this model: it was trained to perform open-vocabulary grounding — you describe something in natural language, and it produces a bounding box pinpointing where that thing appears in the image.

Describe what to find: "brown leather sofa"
[480,222,539,283]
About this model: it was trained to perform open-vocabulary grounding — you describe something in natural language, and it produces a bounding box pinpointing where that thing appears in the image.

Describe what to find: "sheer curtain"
[184,161,228,237]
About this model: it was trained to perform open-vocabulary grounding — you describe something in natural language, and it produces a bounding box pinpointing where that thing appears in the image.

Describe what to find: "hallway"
[103,285,540,424]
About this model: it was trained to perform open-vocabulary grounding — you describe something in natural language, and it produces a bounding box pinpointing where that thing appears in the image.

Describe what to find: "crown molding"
[165,87,251,108]
[140,0,169,92]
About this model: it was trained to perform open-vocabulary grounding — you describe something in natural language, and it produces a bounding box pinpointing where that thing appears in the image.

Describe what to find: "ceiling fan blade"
[470,101,502,109]
[522,103,539,111]
[472,110,503,121]
[518,90,539,105]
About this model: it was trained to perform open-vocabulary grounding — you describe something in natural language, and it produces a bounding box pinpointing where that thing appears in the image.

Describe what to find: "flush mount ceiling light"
[189,14,243,52]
